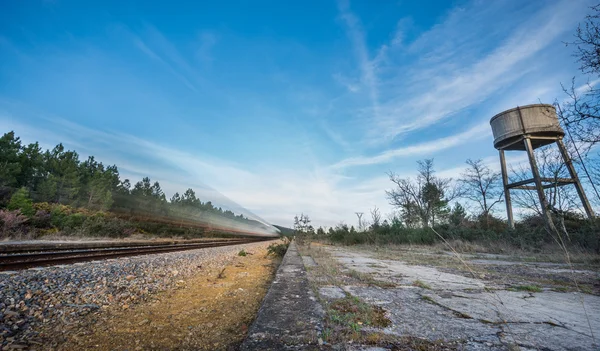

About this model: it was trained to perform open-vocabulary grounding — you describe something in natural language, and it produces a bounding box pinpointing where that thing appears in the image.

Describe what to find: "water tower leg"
[556,138,595,218]
[524,137,559,234]
[499,150,514,229]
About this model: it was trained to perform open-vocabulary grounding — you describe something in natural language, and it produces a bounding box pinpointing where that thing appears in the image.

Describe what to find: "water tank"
[490,104,564,151]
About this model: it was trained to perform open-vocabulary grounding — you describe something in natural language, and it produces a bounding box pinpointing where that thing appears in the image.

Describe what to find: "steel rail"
[0,239,264,271]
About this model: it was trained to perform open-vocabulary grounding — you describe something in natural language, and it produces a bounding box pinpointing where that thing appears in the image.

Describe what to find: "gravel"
[0,240,275,350]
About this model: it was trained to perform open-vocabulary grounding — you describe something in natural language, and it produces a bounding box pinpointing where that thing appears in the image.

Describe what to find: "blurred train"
[111,205,280,238]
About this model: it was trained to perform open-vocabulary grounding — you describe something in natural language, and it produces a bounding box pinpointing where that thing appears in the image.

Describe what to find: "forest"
[0,131,264,239]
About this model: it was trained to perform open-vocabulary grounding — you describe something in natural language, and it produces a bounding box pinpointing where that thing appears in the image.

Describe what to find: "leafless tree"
[572,4,600,77]
[386,159,460,227]
[557,5,600,147]
[294,213,314,245]
[370,206,381,229]
[459,159,503,227]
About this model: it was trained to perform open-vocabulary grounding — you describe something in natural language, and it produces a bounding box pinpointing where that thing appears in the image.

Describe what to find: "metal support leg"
[524,137,559,234]
[556,138,595,218]
[499,150,514,229]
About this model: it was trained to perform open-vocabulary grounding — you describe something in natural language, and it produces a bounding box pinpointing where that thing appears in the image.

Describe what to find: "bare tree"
[459,159,503,227]
[572,4,600,76]
[386,159,459,227]
[558,5,600,159]
[294,213,314,244]
[370,206,381,229]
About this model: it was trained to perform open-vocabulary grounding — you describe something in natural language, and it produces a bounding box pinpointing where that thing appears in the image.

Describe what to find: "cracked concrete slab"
[305,245,600,351]
[319,286,346,299]
[303,255,318,267]
[331,249,488,290]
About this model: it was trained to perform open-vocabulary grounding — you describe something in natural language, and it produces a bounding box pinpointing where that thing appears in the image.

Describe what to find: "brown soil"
[59,247,279,351]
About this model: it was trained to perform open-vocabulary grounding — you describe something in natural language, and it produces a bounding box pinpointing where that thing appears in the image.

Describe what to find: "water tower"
[490,103,594,229]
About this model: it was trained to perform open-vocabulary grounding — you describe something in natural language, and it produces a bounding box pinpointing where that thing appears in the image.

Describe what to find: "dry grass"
[59,247,279,351]
[413,280,432,289]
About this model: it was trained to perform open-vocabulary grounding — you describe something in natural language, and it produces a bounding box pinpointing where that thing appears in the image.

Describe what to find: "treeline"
[296,6,600,253]
[311,209,599,252]
[0,131,256,238]
[293,157,599,252]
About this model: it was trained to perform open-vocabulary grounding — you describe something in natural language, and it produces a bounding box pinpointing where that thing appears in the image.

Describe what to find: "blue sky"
[0,0,596,227]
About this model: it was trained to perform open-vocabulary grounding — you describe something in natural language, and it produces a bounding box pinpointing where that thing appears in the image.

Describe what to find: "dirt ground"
[58,246,279,351]
[300,243,600,351]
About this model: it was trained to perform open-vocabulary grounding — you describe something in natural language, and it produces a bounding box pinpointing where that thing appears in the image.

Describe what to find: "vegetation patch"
[421,295,436,305]
[346,269,396,288]
[413,280,432,289]
[266,238,290,257]
[509,285,543,293]
[0,131,272,240]
[363,334,464,350]
[326,295,391,334]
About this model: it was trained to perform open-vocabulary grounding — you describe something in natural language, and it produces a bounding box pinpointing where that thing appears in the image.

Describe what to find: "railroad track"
[0,238,265,271]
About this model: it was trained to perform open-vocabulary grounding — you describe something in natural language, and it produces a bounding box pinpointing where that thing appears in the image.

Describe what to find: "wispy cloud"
[331,122,491,169]
[337,0,590,145]
[196,31,218,65]
[337,0,380,120]
[122,24,212,93]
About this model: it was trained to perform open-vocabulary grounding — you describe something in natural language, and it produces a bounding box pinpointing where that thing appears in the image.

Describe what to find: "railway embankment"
[0,240,277,350]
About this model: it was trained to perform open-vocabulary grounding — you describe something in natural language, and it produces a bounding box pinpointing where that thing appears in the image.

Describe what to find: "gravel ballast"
[0,240,276,350]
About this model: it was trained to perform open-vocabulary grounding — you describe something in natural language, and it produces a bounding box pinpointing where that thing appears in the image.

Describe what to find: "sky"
[0,0,597,228]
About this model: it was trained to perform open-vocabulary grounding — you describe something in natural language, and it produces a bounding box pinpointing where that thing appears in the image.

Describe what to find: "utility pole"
[355,212,364,231]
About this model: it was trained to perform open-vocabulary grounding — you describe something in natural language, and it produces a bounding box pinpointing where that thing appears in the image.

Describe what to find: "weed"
[321,328,332,342]
[453,311,472,319]
[346,269,396,288]
[238,249,247,257]
[413,280,432,289]
[327,295,391,329]
[367,263,386,268]
[267,238,290,257]
[509,285,542,293]
[421,295,435,303]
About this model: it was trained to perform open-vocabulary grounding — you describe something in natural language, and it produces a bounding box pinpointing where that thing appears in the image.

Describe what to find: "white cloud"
[331,122,491,169]
[196,31,218,64]
[337,0,380,120]
[337,0,592,144]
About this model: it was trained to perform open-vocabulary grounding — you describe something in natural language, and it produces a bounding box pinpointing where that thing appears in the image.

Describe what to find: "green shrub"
[63,213,87,229]
[324,215,599,253]
[267,240,289,257]
[80,215,133,238]
[50,207,68,228]
[238,249,247,256]
[7,188,35,217]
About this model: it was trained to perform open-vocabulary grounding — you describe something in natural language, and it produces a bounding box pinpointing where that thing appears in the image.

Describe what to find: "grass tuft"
[509,285,542,293]
[327,295,391,332]
[413,279,432,289]
[346,269,396,288]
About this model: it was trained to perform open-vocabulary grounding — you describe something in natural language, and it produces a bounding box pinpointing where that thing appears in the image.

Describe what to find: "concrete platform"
[241,241,324,350]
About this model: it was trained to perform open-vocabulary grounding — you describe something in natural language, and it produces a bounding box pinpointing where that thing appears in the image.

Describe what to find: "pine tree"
[0,132,22,187]
[7,188,35,217]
